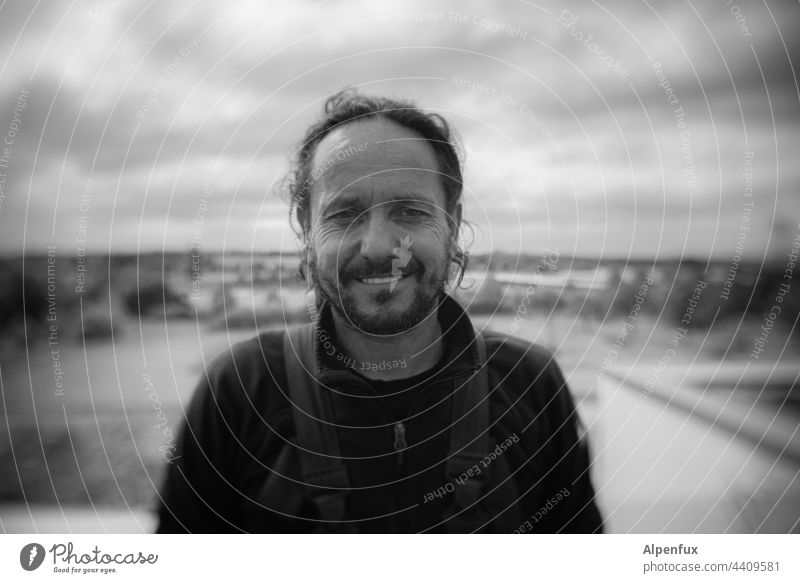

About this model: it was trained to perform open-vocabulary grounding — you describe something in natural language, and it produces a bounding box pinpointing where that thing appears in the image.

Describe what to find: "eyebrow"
[320,189,439,212]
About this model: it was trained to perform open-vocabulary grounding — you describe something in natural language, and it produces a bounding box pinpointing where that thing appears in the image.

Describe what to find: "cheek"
[311,231,350,273]
[423,213,455,240]
[409,235,452,270]
[411,220,453,252]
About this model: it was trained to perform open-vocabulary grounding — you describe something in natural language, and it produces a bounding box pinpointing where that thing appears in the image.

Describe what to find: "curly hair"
[285,89,469,288]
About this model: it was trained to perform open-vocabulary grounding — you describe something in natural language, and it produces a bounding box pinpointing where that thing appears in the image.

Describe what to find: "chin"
[337,287,438,336]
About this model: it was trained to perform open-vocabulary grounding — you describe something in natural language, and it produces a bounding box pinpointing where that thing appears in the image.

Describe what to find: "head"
[286,90,468,336]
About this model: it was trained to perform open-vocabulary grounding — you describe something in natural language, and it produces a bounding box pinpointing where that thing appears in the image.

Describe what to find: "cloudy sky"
[0,0,797,260]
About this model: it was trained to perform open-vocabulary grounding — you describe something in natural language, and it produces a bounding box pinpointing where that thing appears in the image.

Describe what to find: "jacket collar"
[308,294,481,387]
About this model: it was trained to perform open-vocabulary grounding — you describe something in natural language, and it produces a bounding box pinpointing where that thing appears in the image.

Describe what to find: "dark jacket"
[156,295,603,533]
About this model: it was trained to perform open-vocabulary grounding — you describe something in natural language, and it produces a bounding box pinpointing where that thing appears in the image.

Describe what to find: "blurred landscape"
[1,250,797,530]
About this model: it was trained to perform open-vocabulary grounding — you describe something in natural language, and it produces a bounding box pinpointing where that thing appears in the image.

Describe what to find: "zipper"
[324,368,477,472]
[393,421,407,471]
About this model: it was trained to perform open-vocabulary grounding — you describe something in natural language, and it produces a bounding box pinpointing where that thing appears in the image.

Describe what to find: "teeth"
[361,276,399,285]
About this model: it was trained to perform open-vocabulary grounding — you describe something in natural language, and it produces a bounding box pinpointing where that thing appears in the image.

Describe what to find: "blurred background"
[0,0,798,533]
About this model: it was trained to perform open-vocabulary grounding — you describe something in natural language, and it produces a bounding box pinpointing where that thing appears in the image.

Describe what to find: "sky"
[0,0,797,261]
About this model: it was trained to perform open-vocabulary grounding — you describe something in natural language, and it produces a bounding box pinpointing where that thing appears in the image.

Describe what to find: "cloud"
[0,0,797,260]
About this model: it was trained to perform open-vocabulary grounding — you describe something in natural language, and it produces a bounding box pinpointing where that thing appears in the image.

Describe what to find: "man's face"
[305,118,460,336]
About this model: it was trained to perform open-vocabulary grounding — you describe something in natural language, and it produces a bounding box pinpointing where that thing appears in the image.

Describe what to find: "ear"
[297,206,310,243]
[449,201,462,238]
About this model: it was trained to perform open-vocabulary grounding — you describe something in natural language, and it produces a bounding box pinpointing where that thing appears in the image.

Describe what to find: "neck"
[329,308,444,381]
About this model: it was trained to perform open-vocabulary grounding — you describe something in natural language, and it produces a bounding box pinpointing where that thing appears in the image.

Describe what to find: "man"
[156,90,603,533]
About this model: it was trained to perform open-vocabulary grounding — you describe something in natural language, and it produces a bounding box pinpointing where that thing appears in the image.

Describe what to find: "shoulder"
[480,328,560,379]
[195,328,289,412]
[205,328,284,378]
[479,328,573,416]
[479,329,587,464]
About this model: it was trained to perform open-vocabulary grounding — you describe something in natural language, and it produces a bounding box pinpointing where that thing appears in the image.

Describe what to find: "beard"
[307,248,452,336]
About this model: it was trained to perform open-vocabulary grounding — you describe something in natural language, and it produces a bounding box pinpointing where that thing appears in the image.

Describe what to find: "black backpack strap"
[283,324,353,531]
[444,331,490,533]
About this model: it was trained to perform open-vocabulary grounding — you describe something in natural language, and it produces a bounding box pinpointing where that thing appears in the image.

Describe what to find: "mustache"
[339,256,424,282]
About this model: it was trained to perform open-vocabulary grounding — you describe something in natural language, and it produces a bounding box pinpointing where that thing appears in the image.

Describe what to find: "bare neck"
[329,310,443,381]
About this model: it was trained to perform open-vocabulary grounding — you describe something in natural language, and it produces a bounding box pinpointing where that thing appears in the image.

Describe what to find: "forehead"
[309,118,445,207]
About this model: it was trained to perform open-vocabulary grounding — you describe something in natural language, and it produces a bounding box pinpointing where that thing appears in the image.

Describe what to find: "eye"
[329,208,361,221]
[397,207,428,218]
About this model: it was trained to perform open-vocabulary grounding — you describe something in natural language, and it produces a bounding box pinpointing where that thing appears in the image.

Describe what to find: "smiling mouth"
[357,273,410,285]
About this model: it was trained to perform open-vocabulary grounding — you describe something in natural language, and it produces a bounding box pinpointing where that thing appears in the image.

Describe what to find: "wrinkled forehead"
[309,118,444,198]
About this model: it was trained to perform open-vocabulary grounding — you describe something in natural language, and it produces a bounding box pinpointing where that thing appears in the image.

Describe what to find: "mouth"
[355,273,411,286]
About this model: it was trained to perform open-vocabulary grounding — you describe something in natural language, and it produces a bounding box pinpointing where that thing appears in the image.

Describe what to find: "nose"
[359,210,397,262]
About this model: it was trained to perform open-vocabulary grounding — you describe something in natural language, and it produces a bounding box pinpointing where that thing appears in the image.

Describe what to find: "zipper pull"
[393,421,407,469]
